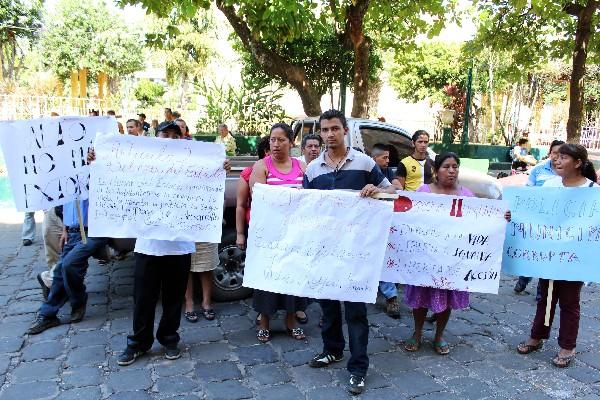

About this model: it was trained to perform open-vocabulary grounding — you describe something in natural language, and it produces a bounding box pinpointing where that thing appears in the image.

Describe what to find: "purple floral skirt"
[404,285,469,313]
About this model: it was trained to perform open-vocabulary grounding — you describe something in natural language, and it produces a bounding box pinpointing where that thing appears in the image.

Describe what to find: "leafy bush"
[134,79,166,108]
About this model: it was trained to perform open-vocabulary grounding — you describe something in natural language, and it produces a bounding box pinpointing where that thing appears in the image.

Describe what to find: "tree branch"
[563,2,584,16]
[215,0,322,115]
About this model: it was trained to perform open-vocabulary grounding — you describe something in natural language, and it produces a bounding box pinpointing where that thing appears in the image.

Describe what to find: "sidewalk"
[0,218,599,399]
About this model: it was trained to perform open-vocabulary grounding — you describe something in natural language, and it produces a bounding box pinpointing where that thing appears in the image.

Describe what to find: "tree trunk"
[216,1,322,116]
[488,56,496,143]
[345,0,371,118]
[565,0,598,143]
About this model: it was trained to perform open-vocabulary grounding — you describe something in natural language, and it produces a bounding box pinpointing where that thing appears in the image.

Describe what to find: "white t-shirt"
[134,239,196,256]
[543,176,599,188]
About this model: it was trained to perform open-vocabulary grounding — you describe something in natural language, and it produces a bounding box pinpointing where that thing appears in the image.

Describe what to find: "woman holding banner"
[249,123,308,343]
[515,144,598,368]
[404,152,473,355]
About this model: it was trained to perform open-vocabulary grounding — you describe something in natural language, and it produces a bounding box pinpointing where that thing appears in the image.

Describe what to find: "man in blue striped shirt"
[304,109,395,395]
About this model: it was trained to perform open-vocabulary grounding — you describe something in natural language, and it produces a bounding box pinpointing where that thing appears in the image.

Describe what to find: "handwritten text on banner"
[0,116,116,211]
[502,186,600,282]
[88,133,225,242]
[381,192,507,294]
[243,184,393,303]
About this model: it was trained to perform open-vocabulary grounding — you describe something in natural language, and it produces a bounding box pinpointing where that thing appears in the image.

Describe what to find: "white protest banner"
[243,184,393,303]
[380,191,507,294]
[0,116,116,211]
[88,133,225,242]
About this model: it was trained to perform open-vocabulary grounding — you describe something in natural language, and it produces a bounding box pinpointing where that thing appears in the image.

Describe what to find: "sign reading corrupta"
[0,116,116,211]
[502,186,600,282]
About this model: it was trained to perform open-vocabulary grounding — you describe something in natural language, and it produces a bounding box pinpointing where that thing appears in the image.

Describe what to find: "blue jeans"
[319,300,369,377]
[22,212,36,241]
[40,232,108,317]
[379,281,398,300]
[518,276,542,301]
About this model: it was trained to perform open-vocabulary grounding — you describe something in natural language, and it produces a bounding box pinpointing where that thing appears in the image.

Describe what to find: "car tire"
[212,229,253,302]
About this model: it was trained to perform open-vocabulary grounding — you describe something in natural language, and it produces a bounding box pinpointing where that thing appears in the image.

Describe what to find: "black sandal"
[552,353,575,368]
[295,311,308,324]
[287,327,306,340]
[517,340,543,354]
[185,311,199,323]
[202,308,215,321]
[257,329,270,343]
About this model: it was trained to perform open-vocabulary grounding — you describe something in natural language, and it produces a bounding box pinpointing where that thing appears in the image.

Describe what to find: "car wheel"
[212,230,253,302]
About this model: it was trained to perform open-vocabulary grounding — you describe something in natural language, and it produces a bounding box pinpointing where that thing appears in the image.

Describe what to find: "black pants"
[319,299,369,377]
[127,253,191,351]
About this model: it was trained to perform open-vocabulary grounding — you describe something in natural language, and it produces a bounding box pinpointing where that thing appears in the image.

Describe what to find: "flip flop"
[185,311,199,323]
[552,353,575,368]
[287,327,306,340]
[202,308,215,321]
[295,311,308,324]
[433,340,450,355]
[517,341,543,354]
[257,329,270,343]
[404,337,421,352]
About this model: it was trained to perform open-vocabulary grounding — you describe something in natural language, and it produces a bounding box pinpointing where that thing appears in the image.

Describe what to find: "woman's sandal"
[257,329,270,343]
[185,311,199,323]
[517,340,543,354]
[433,340,450,355]
[295,311,308,324]
[287,327,306,340]
[202,308,216,321]
[552,353,575,368]
[404,337,421,352]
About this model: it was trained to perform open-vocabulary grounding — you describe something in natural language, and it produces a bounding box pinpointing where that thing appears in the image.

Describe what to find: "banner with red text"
[381,191,507,294]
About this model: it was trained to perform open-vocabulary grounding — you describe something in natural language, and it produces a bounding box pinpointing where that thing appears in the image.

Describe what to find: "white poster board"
[88,133,225,242]
[0,116,116,211]
[243,184,393,303]
[381,191,507,294]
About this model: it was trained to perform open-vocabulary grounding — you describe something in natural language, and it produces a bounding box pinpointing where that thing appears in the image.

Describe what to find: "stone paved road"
[1,220,600,400]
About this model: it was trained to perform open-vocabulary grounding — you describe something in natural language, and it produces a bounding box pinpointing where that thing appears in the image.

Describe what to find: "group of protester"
[22,108,600,395]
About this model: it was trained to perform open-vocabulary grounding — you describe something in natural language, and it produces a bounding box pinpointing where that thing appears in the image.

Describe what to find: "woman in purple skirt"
[404,152,472,355]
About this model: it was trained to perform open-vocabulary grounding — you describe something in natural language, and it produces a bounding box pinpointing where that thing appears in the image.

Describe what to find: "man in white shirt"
[116,121,231,366]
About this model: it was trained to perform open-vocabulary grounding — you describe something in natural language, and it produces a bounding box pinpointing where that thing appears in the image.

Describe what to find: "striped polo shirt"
[303,147,391,190]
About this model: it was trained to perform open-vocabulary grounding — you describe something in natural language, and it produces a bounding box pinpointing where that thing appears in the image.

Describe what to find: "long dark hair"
[558,144,597,182]
[433,152,460,170]
[270,123,294,142]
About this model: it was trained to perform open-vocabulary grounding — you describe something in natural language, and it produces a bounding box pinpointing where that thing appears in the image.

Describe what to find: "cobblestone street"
[0,220,599,400]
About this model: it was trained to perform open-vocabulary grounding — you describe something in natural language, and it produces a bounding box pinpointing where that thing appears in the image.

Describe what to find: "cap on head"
[157,121,182,136]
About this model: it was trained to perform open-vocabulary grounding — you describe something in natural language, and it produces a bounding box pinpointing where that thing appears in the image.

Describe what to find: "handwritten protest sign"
[88,133,225,242]
[381,192,507,294]
[0,116,116,211]
[502,186,600,282]
[243,184,393,303]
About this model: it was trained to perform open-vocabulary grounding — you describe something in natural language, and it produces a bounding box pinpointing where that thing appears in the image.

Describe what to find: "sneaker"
[348,375,365,395]
[165,345,181,360]
[385,297,400,319]
[308,352,343,368]
[23,239,33,246]
[117,347,147,366]
[37,273,49,301]
[70,302,86,323]
[27,315,60,335]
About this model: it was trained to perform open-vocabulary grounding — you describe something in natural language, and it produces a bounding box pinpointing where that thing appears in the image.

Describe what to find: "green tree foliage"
[134,79,166,107]
[195,79,287,136]
[0,0,42,83]
[40,0,144,81]
[471,0,600,141]
[119,0,456,117]
[388,42,464,104]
